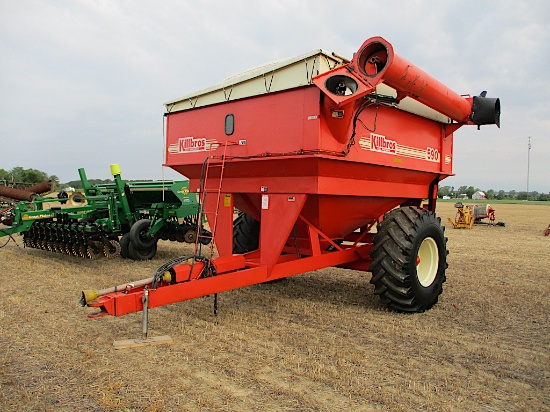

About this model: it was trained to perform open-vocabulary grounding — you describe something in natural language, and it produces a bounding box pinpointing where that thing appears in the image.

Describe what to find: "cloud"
[0,0,548,192]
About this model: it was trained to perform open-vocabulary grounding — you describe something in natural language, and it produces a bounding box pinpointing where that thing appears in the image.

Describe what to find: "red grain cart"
[82,37,500,317]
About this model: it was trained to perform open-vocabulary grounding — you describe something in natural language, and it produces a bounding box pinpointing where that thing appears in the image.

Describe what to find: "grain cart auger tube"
[81,36,500,318]
[1,164,209,260]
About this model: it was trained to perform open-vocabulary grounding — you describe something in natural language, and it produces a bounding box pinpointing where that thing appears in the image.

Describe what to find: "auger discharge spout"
[314,36,500,127]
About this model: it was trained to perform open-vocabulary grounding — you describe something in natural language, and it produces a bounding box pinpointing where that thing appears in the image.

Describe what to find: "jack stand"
[142,286,149,339]
[113,286,173,349]
[214,293,218,316]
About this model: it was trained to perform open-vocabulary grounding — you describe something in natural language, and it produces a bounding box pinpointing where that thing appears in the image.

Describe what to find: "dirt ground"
[0,202,549,411]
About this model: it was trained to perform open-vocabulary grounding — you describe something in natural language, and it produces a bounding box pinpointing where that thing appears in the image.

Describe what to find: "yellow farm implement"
[448,202,475,229]
[448,202,505,229]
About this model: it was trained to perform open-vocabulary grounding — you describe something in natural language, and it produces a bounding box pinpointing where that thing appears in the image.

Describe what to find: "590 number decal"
[426,147,440,162]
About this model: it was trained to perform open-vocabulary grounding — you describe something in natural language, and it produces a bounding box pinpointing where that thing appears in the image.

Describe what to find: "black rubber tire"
[184,229,197,243]
[368,206,448,313]
[199,228,212,245]
[128,239,157,260]
[158,227,169,241]
[233,212,260,254]
[129,219,157,250]
[119,233,131,259]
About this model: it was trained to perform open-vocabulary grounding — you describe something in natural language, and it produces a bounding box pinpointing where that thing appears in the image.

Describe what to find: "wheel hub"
[416,237,438,287]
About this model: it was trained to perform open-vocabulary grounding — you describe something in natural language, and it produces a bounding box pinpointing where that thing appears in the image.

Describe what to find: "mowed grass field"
[1,202,548,411]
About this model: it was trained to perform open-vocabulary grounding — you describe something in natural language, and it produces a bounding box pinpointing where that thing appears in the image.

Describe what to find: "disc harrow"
[22,218,119,259]
[0,164,209,260]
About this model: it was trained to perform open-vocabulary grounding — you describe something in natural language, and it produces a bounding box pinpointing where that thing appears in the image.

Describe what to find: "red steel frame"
[88,205,374,316]
[86,36,482,317]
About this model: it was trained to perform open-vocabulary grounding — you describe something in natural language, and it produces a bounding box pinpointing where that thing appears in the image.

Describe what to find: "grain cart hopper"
[81,36,500,317]
[0,164,209,260]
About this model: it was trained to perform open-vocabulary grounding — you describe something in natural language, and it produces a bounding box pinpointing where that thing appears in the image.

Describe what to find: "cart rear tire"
[233,212,260,254]
[130,219,157,250]
[369,206,448,312]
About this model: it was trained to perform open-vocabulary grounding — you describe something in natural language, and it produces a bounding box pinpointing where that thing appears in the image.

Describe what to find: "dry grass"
[1,202,549,411]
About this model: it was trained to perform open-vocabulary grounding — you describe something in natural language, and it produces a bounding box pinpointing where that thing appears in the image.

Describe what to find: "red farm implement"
[81,36,500,321]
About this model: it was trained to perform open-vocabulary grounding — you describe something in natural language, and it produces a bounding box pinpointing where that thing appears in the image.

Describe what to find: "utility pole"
[527,136,531,199]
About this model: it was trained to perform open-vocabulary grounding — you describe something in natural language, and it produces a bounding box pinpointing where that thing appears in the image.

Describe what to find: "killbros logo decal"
[178,136,206,153]
[359,132,441,163]
[371,133,397,154]
[168,137,219,154]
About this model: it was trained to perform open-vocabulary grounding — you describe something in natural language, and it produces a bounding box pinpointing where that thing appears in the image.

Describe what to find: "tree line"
[2,167,548,201]
[0,167,59,186]
[0,167,115,189]
[63,178,114,189]
[438,185,550,201]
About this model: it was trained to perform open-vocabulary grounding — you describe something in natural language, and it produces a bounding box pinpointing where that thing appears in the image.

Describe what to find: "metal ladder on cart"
[193,142,235,313]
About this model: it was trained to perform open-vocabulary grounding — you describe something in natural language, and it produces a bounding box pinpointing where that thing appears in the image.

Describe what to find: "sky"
[1,0,549,193]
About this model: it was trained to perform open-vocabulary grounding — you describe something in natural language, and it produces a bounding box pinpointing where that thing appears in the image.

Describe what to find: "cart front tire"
[369,206,448,313]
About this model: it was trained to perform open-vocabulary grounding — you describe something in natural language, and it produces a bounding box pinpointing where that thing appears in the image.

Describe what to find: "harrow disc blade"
[103,240,121,259]
[87,242,103,260]
[70,243,79,257]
